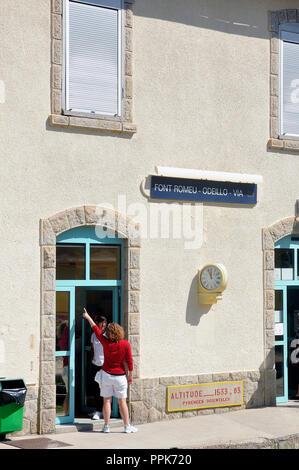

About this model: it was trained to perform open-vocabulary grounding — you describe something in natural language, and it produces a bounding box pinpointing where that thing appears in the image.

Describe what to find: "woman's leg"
[91,364,102,412]
[117,398,130,426]
[95,366,103,412]
[102,397,112,425]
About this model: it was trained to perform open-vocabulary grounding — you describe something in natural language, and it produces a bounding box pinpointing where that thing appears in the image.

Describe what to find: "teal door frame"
[275,235,299,403]
[55,226,123,424]
[55,286,75,424]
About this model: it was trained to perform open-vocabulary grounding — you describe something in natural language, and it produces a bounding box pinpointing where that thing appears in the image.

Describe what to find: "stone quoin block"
[66,206,86,227]
[42,246,56,268]
[43,291,55,316]
[40,220,56,246]
[43,268,55,291]
[49,211,70,234]
[264,250,274,270]
[41,385,56,410]
[42,338,55,362]
[52,0,63,14]
[41,361,55,385]
[41,409,56,434]
[41,315,56,339]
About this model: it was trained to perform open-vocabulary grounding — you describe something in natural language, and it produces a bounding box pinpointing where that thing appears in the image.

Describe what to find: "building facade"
[1,0,299,435]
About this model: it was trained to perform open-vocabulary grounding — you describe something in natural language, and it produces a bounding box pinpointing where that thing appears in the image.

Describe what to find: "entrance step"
[55,418,122,434]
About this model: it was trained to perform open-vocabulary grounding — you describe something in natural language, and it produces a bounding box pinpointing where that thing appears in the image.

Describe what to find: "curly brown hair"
[106,323,124,343]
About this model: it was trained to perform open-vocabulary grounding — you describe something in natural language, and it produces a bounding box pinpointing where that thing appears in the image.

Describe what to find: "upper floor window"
[63,0,123,119]
[279,23,299,139]
[49,0,136,134]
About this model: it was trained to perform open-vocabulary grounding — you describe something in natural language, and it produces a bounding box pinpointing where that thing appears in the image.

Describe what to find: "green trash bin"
[0,379,27,437]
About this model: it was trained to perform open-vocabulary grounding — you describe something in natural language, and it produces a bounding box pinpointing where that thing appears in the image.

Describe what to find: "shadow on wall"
[134,0,270,39]
[185,280,275,405]
[186,273,211,326]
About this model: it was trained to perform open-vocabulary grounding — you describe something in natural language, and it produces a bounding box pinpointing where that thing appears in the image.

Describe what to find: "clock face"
[200,266,222,291]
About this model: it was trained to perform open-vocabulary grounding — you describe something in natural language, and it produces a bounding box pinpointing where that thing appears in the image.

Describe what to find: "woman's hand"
[83,308,96,328]
[127,371,133,385]
[83,308,89,319]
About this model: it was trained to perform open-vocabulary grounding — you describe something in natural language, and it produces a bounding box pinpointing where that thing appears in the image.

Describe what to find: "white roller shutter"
[281,32,299,136]
[71,0,122,8]
[64,0,122,116]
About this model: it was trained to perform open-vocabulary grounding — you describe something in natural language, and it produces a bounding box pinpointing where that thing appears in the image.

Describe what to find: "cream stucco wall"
[0,0,299,388]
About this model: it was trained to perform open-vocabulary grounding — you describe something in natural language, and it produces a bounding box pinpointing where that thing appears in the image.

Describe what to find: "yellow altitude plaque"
[167,381,243,412]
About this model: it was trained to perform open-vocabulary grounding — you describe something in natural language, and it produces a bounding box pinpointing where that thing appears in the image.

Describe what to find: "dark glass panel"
[275,249,294,280]
[275,345,284,398]
[56,244,85,280]
[56,291,70,352]
[90,245,120,280]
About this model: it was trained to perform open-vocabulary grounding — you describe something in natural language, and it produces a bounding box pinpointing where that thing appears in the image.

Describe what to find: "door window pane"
[56,291,70,351]
[56,356,69,416]
[56,291,71,419]
[275,345,284,398]
[90,245,120,280]
[275,249,294,280]
[275,290,284,341]
[56,244,85,280]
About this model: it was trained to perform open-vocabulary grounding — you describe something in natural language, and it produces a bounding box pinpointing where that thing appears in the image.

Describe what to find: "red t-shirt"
[92,325,133,375]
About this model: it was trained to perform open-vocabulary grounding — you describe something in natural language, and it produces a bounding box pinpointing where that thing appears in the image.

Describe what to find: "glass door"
[274,236,299,403]
[286,287,299,398]
[274,286,288,402]
[55,287,75,424]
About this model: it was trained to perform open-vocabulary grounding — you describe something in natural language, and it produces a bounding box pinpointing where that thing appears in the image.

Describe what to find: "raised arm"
[83,308,104,343]
[83,308,96,328]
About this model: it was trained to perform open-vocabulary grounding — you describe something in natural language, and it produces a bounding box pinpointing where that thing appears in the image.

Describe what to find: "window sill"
[48,114,137,135]
[268,138,299,152]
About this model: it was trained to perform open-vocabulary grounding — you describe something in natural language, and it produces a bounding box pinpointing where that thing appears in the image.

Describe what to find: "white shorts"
[98,370,128,399]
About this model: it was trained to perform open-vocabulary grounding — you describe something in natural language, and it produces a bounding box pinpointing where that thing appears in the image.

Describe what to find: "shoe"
[102,424,110,433]
[124,424,138,433]
[92,411,100,420]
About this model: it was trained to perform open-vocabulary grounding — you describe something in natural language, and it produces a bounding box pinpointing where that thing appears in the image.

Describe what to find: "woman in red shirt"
[83,308,137,433]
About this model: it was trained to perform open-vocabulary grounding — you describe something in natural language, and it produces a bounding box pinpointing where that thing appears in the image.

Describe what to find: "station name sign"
[167,381,244,412]
[151,175,257,205]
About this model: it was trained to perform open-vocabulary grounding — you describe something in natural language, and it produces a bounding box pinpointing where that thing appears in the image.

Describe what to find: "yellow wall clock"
[198,264,228,304]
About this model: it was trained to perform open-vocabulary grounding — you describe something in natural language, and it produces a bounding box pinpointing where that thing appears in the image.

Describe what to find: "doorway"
[286,288,299,398]
[75,287,119,418]
[55,226,123,424]
[274,236,299,403]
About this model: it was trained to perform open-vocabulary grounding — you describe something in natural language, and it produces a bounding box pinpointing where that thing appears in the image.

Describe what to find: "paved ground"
[0,402,299,450]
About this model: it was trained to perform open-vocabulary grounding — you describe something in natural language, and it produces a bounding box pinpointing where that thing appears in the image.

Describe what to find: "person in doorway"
[83,308,138,433]
[90,314,107,420]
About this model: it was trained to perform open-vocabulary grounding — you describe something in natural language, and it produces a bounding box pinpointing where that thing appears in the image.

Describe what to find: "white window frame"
[62,0,124,120]
[279,23,299,140]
